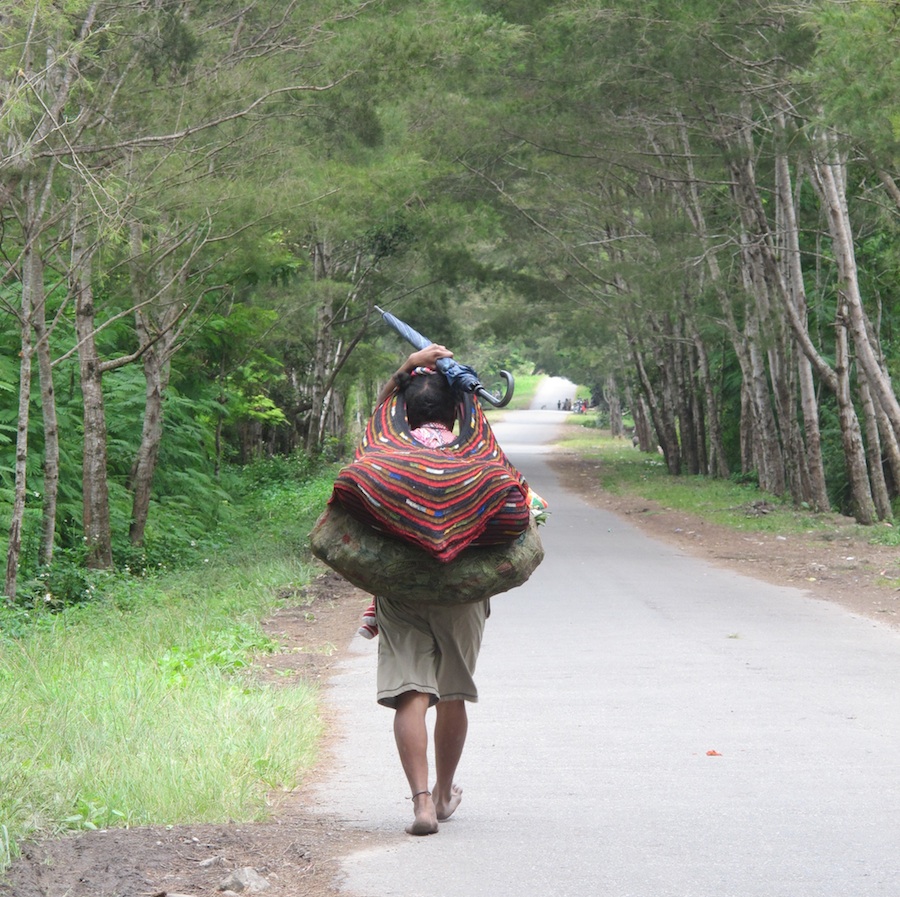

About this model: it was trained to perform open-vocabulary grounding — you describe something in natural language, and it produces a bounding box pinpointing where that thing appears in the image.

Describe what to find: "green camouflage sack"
[309,501,544,604]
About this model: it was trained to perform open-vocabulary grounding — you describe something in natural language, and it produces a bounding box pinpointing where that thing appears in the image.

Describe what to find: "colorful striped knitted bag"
[329,392,531,563]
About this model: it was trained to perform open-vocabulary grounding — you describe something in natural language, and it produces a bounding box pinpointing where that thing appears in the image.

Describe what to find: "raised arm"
[375,344,454,407]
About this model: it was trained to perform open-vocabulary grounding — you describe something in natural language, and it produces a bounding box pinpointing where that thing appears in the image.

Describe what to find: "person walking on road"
[373,343,487,836]
[330,341,541,836]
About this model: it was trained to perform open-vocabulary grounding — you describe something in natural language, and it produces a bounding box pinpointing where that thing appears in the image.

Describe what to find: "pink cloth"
[408,422,456,448]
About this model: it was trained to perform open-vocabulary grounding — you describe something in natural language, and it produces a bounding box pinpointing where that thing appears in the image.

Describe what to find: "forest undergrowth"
[0,460,337,872]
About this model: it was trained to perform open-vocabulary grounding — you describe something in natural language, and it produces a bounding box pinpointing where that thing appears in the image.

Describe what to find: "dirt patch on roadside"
[3,455,899,897]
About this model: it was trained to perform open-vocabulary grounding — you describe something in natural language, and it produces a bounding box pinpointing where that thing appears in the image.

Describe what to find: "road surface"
[316,377,900,897]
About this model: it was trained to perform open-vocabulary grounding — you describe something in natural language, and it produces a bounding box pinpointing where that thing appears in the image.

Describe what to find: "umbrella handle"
[475,370,515,408]
[374,306,514,406]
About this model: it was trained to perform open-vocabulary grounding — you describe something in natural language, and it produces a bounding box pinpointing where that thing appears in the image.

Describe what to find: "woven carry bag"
[309,500,544,605]
[329,392,531,561]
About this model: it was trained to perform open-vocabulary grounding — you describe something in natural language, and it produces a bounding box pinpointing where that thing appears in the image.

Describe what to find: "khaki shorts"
[375,596,489,708]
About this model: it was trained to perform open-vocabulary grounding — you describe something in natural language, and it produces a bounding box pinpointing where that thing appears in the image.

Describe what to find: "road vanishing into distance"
[315,377,900,897]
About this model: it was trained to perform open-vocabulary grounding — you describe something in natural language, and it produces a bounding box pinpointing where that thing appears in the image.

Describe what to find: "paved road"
[317,378,900,897]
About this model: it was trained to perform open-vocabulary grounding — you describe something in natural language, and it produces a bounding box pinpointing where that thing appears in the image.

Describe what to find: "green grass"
[482,373,549,423]
[502,373,543,410]
[476,372,542,415]
[0,466,337,870]
[556,416,900,543]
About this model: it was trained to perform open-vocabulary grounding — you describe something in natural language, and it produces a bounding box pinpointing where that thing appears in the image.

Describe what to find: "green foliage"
[0,463,338,867]
[802,0,900,159]
[484,372,543,412]
[132,5,202,83]
[17,547,104,609]
[227,453,329,495]
[158,622,279,688]
[3,0,900,599]
[64,798,128,833]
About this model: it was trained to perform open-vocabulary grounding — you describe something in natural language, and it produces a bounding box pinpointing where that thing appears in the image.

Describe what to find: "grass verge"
[0,466,337,871]
[556,415,900,544]
[482,373,544,422]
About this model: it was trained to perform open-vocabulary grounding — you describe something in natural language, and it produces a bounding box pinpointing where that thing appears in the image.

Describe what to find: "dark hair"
[396,370,458,430]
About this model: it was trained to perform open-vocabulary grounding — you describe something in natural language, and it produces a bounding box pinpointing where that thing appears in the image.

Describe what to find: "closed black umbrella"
[374,305,514,407]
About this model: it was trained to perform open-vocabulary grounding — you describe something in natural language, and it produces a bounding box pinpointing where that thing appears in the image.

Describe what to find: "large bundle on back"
[309,392,544,604]
[310,501,543,604]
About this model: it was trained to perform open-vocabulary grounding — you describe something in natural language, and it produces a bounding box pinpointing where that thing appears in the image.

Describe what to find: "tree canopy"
[3,0,900,596]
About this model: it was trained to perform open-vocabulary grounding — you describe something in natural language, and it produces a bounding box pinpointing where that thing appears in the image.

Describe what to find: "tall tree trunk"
[690,319,729,478]
[811,137,900,445]
[307,293,333,453]
[604,373,624,438]
[674,117,767,484]
[732,171,787,496]
[768,143,805,507]
[685,333,708,477]
[5,200,37,599]
[872,396,900,497]
[743,288,785,493]
[834,304,876,524]
[725,133,872,517]
[858,372,891,520]
[32,250,61,565]
[306,242,333,453]
[668,315,700,475]
[773,131,830,510]
[739,384,755,476]
[128,337,171,546]
[795,353,830,510]
[126,220,182,546]
[632,337,680,474]
[315,322,346,450]
[627,384,654,451]
[73,224,114,569]
[725,138,873,517]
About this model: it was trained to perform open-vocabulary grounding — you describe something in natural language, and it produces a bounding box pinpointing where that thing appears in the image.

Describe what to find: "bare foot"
[434,783,463,821]
[405,792,438,836]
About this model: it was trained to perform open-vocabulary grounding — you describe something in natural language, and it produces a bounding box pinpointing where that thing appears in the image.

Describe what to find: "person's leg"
[432,698,467,820]
[393,690,438,835]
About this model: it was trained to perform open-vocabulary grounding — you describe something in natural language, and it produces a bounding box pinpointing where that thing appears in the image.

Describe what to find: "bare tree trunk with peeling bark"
[774,138,830,511]
[5,160,67,581]
[5,218,36,599]
[128,332,173,547]
[632,334,681,475]
[626,384,654,451]
[810,135,900,447]
[306,255,334,453]
[32,251,61,566]
[604,373,624,438]
[72,224,114,570]
[689,315,729,478]
[834,303,876,524]
[304,242,375,453]
[730,160,787,496]
[719,128,875,519]
[872,396,900,495]
[858,372,892,520]
[738,258,786,493]
[125,218,193,547]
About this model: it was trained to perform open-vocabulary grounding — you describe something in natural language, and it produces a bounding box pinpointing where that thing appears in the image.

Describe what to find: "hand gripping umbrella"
[374,305,514,407]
